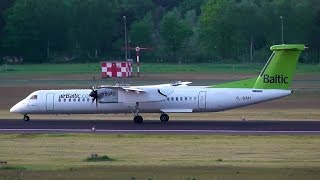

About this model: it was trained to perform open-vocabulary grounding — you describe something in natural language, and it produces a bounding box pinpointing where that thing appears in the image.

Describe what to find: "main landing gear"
[130,102,144,124]
[160,113,169,122]
[129,103,170,124]
[133,113,169,124]
[23,114,30,121]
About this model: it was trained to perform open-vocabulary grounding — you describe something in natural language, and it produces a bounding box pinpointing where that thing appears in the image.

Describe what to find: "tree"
[160,9,193,63]
[0,0,14,34]
[128,14,154,62]
[199,0,236,60]
[153,0,182,9]
[68,0,119,59]
[36,0,71,59]
[2,0,44,62]
[308,0,320,63]
[232,0,265,62]
[181,10,204,62]
[1,0,319,63]
[180,0,207,15]
[129,14,153,46]
[0,0,14,57]
[1,0,73,62]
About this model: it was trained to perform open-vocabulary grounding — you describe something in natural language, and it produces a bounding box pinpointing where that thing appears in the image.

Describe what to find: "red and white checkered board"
[101,62,132,78]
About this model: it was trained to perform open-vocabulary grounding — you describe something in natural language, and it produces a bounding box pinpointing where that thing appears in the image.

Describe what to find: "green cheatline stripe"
[209,77,257,88]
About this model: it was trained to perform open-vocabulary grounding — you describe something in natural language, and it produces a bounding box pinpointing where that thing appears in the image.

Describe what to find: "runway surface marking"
[1,128,320,134]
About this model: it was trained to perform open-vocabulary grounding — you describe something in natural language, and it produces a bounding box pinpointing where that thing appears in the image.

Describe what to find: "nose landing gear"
[133,115,143,124]
[23,114,30,121]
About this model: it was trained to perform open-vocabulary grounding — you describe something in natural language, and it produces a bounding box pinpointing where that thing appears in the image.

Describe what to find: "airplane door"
[198,91,207,109]
[46,93,54,111]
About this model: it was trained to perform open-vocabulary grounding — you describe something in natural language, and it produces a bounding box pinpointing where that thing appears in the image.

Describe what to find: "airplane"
[10,44,305,123]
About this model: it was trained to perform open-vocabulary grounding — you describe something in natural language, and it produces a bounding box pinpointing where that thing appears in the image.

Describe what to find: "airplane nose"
[10,103,23,114]
[10,104,18,113]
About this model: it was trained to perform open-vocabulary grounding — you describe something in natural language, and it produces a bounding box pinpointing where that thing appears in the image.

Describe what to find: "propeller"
[89,86,99,107]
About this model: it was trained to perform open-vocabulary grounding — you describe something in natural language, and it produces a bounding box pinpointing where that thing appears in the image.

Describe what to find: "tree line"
[0,0,319,64]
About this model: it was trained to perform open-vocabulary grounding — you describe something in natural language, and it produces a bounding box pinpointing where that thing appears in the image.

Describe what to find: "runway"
[0,119,320,134]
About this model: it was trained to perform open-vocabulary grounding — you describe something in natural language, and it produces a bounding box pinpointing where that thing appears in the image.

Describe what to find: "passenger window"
[83,98,85,102]
[185,97,187,101]
[58,99,61,102]
[87,98,90,102]
[180,97,183,101]
[69,99,71,102]
[167,97,170,101]
[189,97,192,101]
[171,97,174,101]
[78,98,80,102]
[194,97,197,101]
[176,97,178,101]
[29,95,37,100]
[64,99,66,102]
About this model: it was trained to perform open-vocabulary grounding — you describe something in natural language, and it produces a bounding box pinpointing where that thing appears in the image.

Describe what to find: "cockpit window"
[29,95,38,100]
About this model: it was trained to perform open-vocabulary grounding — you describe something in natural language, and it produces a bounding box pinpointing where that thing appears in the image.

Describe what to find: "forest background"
[0,0,319,64]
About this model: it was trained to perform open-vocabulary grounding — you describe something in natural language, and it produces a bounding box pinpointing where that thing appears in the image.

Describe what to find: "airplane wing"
[150,81,192,87]
[99,85,145,93]
[170,81,192,86]
[100,81,191,89]
[98,85,173,103]
[118,87,173,103]
[98,81,191,103]
[122,87,145,93]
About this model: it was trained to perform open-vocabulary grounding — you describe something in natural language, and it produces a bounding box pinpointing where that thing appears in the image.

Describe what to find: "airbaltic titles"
[263,74,289,84]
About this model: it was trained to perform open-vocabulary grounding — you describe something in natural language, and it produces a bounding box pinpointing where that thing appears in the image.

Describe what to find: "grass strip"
[0,134,319,179]
[0,134,319,170]
[0,63,319,75]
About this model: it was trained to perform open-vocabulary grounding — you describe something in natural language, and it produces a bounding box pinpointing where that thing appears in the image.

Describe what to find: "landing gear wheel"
[134,115,143,124]
[160,113,169,122]
[23,115,30,122]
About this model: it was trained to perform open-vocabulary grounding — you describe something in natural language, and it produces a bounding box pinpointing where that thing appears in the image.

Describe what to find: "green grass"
[0,63,100,75]
[0,63,319,75]
[0,134,319,179]
[0,134,319,170]
[0,165,27,171]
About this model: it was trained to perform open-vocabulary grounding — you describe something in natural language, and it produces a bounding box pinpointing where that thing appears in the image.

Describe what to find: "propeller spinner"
[89,86,99,107]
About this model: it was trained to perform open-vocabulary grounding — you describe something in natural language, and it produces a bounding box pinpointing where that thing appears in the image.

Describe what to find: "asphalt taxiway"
[0,119,320,134]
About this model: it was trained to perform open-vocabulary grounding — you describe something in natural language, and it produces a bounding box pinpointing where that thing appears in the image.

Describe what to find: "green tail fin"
[253,44,305,89]
[210,44,305,89]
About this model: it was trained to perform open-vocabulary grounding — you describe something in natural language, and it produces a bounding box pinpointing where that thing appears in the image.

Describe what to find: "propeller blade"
[89,87,99,108]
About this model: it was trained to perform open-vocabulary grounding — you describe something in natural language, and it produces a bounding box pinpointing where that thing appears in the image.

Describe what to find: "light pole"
[128,39,131,59]
[123,16,128,60]
[280,16,284,44]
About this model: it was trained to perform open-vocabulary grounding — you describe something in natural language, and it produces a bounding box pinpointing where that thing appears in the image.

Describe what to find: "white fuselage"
[10,86,291,115]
